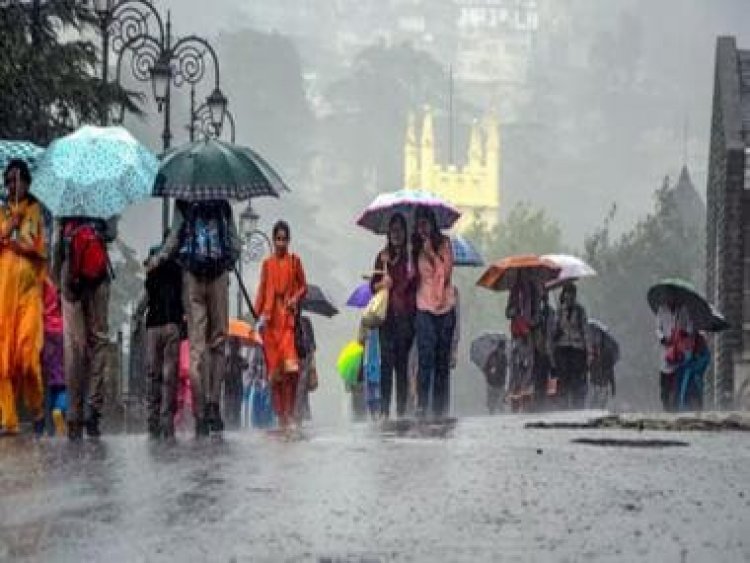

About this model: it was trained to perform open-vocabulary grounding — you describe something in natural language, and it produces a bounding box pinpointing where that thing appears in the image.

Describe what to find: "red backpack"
[63,221,110,286]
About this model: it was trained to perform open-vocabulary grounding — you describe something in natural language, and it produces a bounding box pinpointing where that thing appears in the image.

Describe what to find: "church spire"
[404,112,419,189]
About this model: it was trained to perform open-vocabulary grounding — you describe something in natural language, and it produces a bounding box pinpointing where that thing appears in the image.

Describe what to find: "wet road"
[1,413,749,562]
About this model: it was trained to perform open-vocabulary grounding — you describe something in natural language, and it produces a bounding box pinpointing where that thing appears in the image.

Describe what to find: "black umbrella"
[470,332,507,371]
[708,305,730,332]
[646,278,717,332]
[301,284,339,318]
[587,319,620,364]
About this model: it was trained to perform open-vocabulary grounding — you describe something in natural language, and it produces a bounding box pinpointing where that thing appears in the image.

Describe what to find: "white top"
[656,304,693,373]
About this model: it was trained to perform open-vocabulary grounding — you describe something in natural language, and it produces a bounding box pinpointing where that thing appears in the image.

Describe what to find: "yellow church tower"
[403,106,501,231]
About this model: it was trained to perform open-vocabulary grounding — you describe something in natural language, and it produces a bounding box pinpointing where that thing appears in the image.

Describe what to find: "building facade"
[705,36,750,410]
[404,107,501,230]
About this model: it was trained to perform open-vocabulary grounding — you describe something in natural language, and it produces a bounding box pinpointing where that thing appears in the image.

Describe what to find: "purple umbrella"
[346,282,373,308]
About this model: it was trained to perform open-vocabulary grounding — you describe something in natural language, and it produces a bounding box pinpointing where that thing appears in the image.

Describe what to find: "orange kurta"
[0,198,46,432]
[254,253,307,380]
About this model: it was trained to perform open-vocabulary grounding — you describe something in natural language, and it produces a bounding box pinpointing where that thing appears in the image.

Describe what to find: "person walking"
[42,277,66,436]
[54,204,117,440]
[149,199,240,437]
[552,282,589,409]
[295,314,317,423]
[242,339,267,428]
[254,221,307,433]
[587,327,618,410]
[370,213,416,419]
[483,340,508,415]
[0,160,46,436]
[656,298,694,412]
[224,338,248,430]
[533,290,556,411]
[134,243,183,440]
[412,206,455,419]
[505,271,540,412]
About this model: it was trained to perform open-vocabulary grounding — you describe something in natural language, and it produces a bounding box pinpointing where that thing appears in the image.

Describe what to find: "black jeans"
[416,309,456,418]
[379,313,415,418]
[554,346,587,409]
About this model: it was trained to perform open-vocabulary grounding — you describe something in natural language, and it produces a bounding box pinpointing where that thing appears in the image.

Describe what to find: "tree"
[583,175,706,410]
[213,29,314,175]
[323,42,458,191]
[0,0,137,145]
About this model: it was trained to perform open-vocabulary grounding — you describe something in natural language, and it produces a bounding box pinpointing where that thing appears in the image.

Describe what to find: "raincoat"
[0,197,46,432]
[255,251,307,426]
[254,252,307,379]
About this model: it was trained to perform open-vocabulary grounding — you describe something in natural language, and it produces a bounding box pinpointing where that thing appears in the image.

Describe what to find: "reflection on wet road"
[1,414,749,562]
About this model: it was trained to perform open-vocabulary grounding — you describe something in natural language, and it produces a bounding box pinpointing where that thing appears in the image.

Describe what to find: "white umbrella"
[542,254,597,288]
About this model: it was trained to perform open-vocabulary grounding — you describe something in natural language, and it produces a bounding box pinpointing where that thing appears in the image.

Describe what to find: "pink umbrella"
[356,189,461,234]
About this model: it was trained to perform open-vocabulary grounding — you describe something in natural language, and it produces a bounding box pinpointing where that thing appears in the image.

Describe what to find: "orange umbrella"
[228,318,262,346]
[476,254,561,292]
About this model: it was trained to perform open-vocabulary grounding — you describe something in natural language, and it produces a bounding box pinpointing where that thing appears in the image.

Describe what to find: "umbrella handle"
[233,264,258,322]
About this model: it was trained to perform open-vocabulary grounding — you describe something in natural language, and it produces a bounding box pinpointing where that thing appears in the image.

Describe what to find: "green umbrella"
[708,304,730,332]
[154,138,289,201]
[646,278,716,332]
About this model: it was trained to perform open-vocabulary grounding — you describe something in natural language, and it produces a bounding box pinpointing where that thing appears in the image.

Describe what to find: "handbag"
[362,260,389,329]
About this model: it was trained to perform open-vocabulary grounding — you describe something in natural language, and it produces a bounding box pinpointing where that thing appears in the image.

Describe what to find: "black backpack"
[178,200,237,277]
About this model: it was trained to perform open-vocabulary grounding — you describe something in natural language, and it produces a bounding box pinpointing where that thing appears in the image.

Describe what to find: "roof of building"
[669,165,705,225]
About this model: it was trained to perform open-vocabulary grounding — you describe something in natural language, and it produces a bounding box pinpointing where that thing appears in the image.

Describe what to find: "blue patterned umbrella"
[0,140,45,203]
[0,140,44,173]
[451,234,484,267]
[30,126,159,219]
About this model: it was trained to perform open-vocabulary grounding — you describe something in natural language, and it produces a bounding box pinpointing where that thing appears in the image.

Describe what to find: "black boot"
[207,402,224,433]
[68,421,83,441]
[194,418,209,439]
[85,412,101,439]
[147,423,161,441]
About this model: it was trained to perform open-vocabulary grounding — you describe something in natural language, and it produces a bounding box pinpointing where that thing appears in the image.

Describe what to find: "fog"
[113,0,750,422]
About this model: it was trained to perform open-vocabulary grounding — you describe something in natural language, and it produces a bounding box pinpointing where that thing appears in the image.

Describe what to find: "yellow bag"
[361,260,389,329]
[362,287,389,329]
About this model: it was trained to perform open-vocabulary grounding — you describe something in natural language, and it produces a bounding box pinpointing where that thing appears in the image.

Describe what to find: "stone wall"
[706,36,747,409]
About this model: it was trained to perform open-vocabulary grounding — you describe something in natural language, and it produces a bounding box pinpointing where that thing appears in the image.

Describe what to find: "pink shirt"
[416,238,455,315]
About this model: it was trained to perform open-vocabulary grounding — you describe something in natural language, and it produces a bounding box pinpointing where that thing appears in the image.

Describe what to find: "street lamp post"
[237,203,271,319]
[96,0,227,232]
[188,94,236,143]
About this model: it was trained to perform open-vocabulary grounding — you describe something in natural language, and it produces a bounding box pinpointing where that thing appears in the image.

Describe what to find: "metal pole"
[237,253,243,318]
[189,84,196,142]
[161,12,173,233]
[101,15,110,125]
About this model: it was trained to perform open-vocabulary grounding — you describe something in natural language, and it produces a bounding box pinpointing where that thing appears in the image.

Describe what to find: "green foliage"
[0,0,138,145]
[214,29,313,173]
